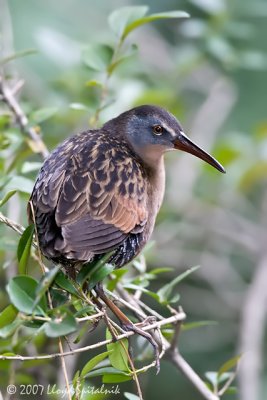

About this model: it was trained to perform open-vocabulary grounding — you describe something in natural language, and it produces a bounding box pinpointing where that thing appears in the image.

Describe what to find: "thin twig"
[0,313,185,361]
[29,200,47,273]
[58,338,72,400]
[135,298,165,321]
[238,254,267,400]
[167,348,219,400]
[75,283,125,334]
[19,311,105,324]
[169,310,183,353]
[0,76,49,159]
[122,340,144,400]
[218,370,237,397]
[0,211,25,235]
[106,288,147,319]
[106,316,144,400]
[10,79,24,96]
[90,36,124,127]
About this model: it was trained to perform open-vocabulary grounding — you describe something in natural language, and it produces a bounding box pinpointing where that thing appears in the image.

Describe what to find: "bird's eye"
[153,125,163,135]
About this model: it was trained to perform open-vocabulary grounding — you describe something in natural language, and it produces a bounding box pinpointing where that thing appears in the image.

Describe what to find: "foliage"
[0,0,267,399]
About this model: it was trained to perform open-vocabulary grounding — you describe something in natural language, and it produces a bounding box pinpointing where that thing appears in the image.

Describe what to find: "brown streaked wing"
[29,133,148,260]
[48,144,148,258]
[55,148,148,235]
[28,169,66,221]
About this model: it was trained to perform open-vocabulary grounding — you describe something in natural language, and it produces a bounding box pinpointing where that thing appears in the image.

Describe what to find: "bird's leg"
[94,282,160,373]
[90,293,118,342]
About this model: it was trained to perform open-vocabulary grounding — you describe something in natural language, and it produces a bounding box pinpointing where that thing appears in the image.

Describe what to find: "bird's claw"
[135,316,157,327]
[122,320,161,374]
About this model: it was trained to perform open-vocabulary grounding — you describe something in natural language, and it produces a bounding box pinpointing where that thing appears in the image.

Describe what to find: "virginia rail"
[28,105,225,371]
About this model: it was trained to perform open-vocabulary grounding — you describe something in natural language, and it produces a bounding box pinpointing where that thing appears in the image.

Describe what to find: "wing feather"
[29,132,148,261]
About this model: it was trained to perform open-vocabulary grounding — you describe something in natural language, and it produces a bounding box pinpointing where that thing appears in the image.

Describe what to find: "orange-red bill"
[173,132,225,173]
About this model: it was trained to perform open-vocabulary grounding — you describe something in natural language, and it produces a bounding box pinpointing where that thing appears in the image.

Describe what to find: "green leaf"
[73,320,92,344]
[43,309,78,337]
[122,10,190,40]
[149,267,173,275]
[157,265,200,304]
[85,366,130,379]
[108,6,148,37]
[218,355,241,377]
[0,132,11,150]
[107,44,138,75]
[77,252,113,285]
[3,176,34,194]
[182,320,218,331]
[30,107,58,124]
[169,293,181,303]
[49,287,69,306]
[205,371,218,387]
[72,370,80,389]
[74,305,94,318]
[21,162,42,174]
[106,329,129,372]
[122,283,160,302]
[88,263,115,291]
[17,224,34,275]
[239,162,267,191]
[224,386,238,394]
[0,189,17,207]
[69,103,89,111]
[81,351,111,378]
[82,44,113,72]
[107,268,128,291]
[124,393,141,400]
[240,50,267,70]
[0,49,37,65]
[55,271,79,296]
[218,372,234,384]
[85,80,103,88]
[205,371,234,389]
[84,366,132,383]
[6,275,47,315]
[0,305,18,329]
[33,265,60,309]
[0,114,11,130]
[214,145,241,166]
[0,319,23,338]
[103,373,132,383]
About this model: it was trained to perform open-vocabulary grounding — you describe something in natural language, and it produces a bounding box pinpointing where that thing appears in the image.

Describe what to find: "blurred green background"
[1,0,267,399]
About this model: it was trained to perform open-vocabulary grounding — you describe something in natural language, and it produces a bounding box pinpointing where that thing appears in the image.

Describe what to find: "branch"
[115,285,219,400]
[20,311,105,324]
[167,348,219,400]
[0,312,185,361]
[238,254,267,400]
[0,77,49,159]
[58,338,71,400]
[0,211,25,235]
[238,189,267,400]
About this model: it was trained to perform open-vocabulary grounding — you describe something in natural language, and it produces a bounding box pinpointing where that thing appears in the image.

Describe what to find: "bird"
[28,104,225,371]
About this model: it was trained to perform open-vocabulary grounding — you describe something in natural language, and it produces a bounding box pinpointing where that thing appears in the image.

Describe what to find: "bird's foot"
[94,282,161,373]
[134,316,157,328]
[121,320,161,374]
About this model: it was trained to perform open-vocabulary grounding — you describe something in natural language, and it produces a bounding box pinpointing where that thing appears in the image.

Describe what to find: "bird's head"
[105,105,225,173]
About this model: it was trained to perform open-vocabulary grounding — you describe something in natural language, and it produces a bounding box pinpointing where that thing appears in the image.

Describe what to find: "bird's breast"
[144,157,166,240]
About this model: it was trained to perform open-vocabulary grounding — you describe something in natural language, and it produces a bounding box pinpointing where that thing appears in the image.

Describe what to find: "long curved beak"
[173,132,225,173]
